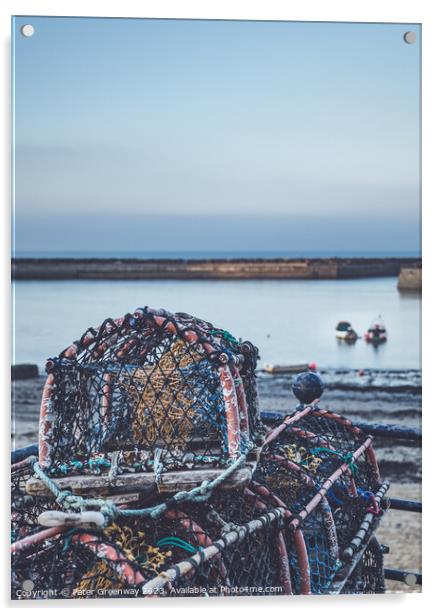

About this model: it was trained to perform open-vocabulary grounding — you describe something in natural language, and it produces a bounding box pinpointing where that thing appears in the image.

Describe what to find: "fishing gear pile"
[11,306,389,599]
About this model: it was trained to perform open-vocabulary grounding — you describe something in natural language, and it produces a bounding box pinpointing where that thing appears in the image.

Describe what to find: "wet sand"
[376,483,422,594]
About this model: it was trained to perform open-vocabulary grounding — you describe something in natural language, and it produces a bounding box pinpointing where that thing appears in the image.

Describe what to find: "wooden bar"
[25,464,255,497]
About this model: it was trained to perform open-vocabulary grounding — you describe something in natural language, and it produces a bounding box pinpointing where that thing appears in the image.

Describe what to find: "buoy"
[38,510,106,528]
[292,371,324,404]
[308,361,317,371]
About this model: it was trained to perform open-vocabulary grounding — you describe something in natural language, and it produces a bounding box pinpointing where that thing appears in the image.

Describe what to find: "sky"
[12,17,421,256]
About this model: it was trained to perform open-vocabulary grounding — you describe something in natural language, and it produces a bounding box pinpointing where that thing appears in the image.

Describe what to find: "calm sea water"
[13,277,420,371]
[15,250,420,259]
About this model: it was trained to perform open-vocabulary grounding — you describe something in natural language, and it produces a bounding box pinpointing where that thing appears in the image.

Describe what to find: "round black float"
[292,371,324,404]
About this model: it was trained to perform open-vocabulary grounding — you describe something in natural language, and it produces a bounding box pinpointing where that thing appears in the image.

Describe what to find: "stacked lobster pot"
[37,307,266,480]
[11,307,388,598]
[252,372,389,594]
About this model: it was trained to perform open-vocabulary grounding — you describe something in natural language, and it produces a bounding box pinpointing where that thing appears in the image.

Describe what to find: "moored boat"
[364,318,387,344]
[264,362,311,374]
[335,321,358,341]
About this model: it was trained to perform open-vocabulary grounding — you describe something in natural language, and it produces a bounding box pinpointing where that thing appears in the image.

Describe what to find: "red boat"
[364,318,387,344]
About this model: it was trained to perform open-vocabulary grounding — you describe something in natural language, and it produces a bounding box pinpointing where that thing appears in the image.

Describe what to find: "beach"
[376,483,422,593]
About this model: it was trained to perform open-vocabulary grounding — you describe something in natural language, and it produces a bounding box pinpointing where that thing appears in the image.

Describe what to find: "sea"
[13,276,420,372]
[14,249,420,259]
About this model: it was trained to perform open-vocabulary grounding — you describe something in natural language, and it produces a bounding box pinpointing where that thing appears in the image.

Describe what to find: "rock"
[398,267,422,291]
[11,364,39,380]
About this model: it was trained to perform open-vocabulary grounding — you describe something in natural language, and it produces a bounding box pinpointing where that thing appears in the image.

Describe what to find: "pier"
[12,257,421,281]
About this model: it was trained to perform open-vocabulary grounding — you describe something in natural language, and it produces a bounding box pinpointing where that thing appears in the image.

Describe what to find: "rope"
[310,447,358,475]
[210,329,239,345]
[33,462,118,522]
[156,537,199,554]
[357,488,382,515]
[108,451,120,483]
[153,449,164,485]
[326,487,344,506]
[118,454,247,519]
[33,454,247,526]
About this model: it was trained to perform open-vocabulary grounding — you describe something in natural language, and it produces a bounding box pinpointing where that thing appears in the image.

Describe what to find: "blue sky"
[12,17,421,255]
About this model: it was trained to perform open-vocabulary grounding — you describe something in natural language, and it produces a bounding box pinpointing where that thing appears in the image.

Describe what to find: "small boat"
[264,362,312,374]
[364,318,387,344]
[335,321,358,341]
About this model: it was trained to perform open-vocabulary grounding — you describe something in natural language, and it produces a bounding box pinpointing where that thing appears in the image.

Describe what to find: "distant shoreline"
[12,257,421,281]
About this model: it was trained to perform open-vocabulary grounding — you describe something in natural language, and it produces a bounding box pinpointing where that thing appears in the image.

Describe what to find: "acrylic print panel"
[11,17,421,599]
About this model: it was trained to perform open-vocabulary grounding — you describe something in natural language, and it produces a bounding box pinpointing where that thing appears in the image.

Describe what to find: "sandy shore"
[376,483,422,593]
[11,371,421,593]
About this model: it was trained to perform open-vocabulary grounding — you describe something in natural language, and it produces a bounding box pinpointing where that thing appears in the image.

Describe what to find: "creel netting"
[38,307,265,476]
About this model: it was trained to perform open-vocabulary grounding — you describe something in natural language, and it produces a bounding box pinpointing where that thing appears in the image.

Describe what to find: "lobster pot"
[11,494,285,599]
[252,451,340,594]
[38,307,264,476]
[264,406,384,551]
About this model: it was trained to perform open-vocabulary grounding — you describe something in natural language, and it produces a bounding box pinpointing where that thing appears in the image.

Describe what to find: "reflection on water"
[13,277,420,370]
